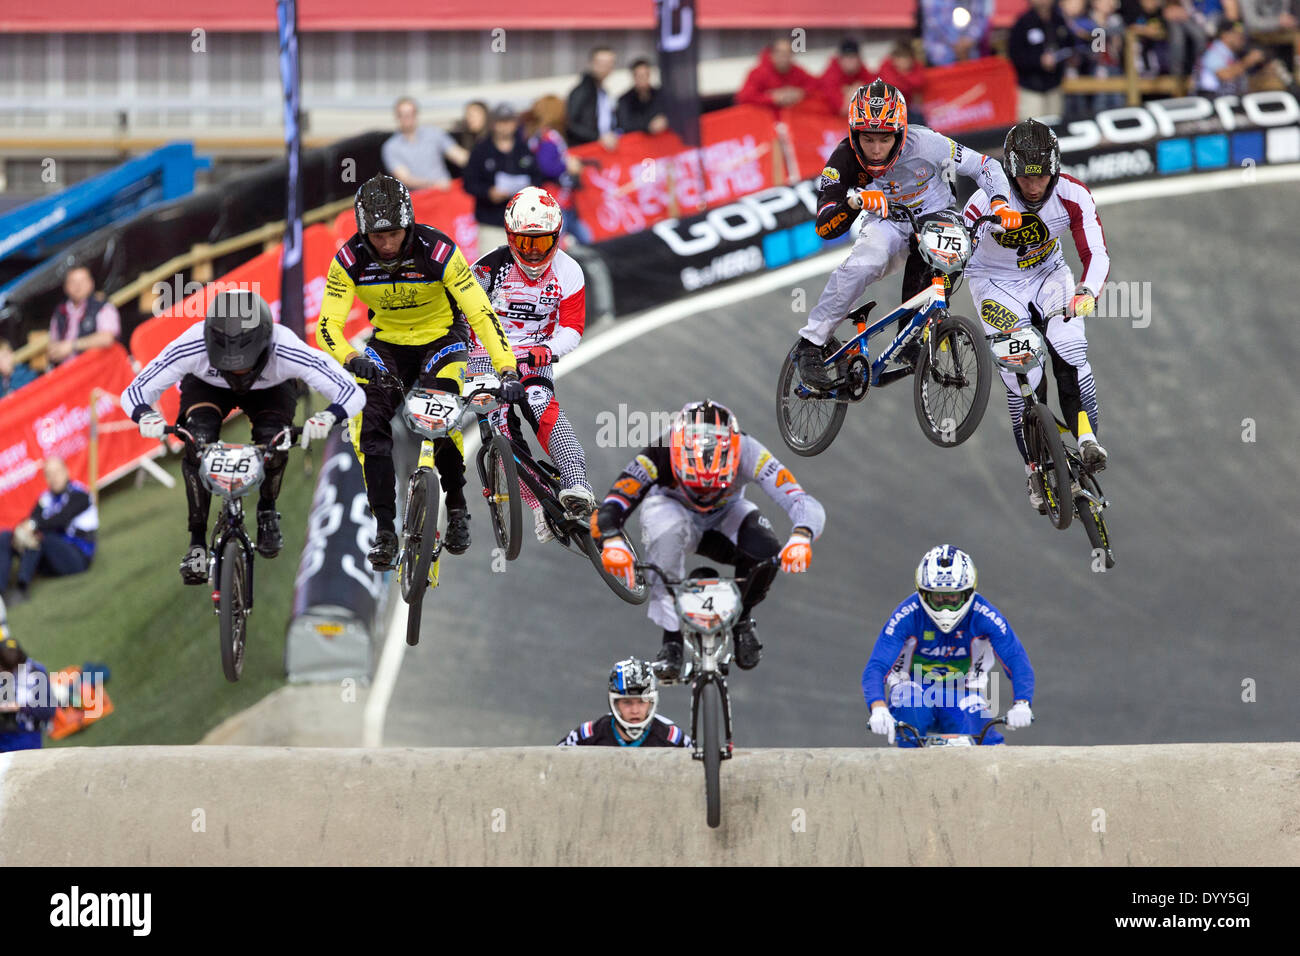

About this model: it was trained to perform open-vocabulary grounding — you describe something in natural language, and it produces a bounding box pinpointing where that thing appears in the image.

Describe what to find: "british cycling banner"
[0,345,155,529]
[921,57,1019,135]
[570,105,780,242]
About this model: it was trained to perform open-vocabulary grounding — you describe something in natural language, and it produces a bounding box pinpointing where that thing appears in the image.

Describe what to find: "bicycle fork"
[690,673,735,761]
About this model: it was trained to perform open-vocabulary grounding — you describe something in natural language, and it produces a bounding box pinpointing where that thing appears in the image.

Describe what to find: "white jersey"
[121,322,365,420]
[467,246,586,360]
[963,173,1110,294]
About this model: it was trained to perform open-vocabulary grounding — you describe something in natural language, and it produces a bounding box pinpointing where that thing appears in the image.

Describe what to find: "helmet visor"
[509,231,558,264]
[923,589,972,612]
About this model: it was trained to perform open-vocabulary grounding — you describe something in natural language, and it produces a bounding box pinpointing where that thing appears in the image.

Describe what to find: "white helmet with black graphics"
[915,544,977,634]
[607,658,659,741]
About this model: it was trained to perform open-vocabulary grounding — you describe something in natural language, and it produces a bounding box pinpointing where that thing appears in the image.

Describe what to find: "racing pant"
[888,679,1005,748]
[351,334,468,534]
[177,375,297,546]
[800,217,912,347]
[467,354,591,509]
[638,493,780,633]
[969,263,1100,464]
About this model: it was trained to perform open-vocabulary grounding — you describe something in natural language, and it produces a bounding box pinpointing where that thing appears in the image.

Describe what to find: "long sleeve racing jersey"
[315,223,517,373]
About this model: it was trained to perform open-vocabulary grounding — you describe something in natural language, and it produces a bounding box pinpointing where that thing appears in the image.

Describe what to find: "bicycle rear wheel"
[699,680,723,829]
[1075,470,1115,568]
[582,526,650,605]
[1026,404,1072,531]
[399,468,441,645]
[776,336,848,457]
[482,435,522,561]
[217,538,249,683]
[914,313,991,447]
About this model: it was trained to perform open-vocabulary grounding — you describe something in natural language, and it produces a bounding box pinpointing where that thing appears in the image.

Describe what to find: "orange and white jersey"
[964,173,1110,294]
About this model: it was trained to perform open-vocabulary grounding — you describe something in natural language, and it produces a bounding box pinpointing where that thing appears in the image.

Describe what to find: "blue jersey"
[861,592,1034,707]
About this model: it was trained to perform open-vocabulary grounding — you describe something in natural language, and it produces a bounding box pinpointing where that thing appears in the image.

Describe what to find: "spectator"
[920,0,996,66]
[0,633,55,752]
[820,38,875,114]
[1162,1,1212,80]
[735,36,827,113]
[877,41,929,123]
[0,456,97,604]
[1061,0,1101,116]
[0,339,37,398]
[616,58,670,135]
[1197,20,1270,91]
[1240,0,1299,81]
[463,104,544,249]
[382,96,470,192]
[1080,0,1129,111]
[523,95,591,244]
[1010,0,1073,119]
[451,100,490,155]
[46,265,119,369]
[566,46,620,149]
[1129,0,1173,78]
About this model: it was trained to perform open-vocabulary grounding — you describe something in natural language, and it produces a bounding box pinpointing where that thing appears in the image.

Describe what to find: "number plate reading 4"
[676,580,742,634]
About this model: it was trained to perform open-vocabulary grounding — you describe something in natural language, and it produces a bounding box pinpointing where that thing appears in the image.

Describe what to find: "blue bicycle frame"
[806,276,952,394]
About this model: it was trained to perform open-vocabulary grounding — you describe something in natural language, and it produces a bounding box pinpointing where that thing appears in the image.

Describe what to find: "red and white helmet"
[504,186,563,280]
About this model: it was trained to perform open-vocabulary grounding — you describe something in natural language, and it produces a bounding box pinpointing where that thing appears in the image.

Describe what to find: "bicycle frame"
[823,276,951,388]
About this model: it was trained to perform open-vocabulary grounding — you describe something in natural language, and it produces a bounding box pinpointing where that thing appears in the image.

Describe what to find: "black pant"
[177,375,297,542]
[694,510,781,620]
[355,333,470,532]
[0,530,92,594]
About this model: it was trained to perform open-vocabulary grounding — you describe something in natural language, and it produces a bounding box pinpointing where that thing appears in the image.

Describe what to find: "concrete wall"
[2,745,1296,865]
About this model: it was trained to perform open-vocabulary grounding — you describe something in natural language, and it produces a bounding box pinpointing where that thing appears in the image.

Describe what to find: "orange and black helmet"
[848,79,909,176]
[669,400,741,511]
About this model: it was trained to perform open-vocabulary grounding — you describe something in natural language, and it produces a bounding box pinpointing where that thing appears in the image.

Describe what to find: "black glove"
[498,369,526,405]
[345,353,381,381]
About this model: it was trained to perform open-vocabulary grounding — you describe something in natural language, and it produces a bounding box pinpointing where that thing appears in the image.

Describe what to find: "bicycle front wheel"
[1075,470,1115,567]
[400,469,441,646]
[217,538,249,683]
[914,313,991,447]
[1026,404,1072,531]
[776,336,848,457]
[482,435,522,561]
[699,680,723,829]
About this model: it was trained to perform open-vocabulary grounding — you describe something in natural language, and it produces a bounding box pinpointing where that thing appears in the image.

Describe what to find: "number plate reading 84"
[200,444,264,498]
[990,327,1047,371]
[675,579,742,635]
[404,389,464,439]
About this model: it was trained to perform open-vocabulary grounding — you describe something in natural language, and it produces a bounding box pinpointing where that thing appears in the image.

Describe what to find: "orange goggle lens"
[509,232,557,261]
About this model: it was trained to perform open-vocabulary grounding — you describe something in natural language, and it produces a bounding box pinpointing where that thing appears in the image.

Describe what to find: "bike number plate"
[405,389,462,437]
[929,735,975,747]
[990,327,1046,370]
[676,580,742,635]
[918,221,971,273]
[464,373,502,411]
[200,444,263,498]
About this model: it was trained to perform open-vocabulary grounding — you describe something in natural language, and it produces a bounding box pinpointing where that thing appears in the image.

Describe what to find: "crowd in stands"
[1009,0,1297,118]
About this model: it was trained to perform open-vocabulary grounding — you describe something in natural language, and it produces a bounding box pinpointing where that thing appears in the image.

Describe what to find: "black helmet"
[355,174,415,273]
[1002,119,1060,213]
[205,288,273,393]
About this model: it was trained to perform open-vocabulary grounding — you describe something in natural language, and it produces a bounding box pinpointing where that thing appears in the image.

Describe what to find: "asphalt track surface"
[385,182,1300,749]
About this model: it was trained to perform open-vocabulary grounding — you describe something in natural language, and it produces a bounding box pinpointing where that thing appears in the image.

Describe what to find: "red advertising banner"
[921,57,1020,135]
[2,0,1028,32]
[571,106,778,242]
[0,345,154,530]
[778,109,850,183]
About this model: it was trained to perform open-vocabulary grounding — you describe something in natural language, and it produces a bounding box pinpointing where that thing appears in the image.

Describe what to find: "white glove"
[957,693,990,715]
[1006,700,1034,730]
[301,410,337,447]
[138,411,166,440]
[868,704,896,740]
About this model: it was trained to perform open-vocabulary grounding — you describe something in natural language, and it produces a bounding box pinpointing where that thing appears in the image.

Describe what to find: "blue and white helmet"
[915,545,977,634]
[608,658,659,741]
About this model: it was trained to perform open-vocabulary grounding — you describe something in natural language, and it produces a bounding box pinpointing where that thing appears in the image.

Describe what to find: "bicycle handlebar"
[372,367,513,406]
[633,557,780,590]
[893,715,1010,746]
[164,424,303,455]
